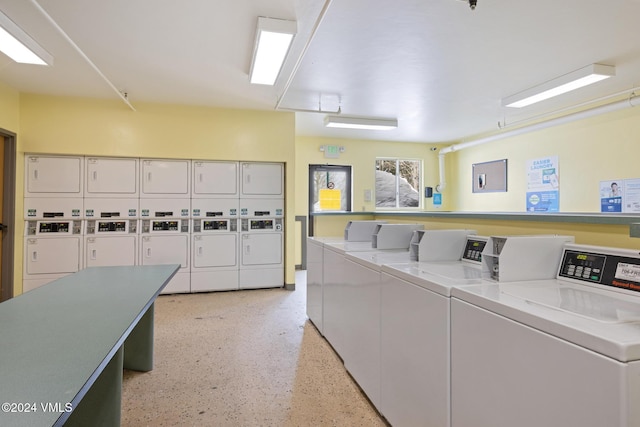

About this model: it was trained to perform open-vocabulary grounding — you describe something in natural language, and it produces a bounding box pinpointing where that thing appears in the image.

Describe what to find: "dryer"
[23,218,83,292]
[191,198,239,292]
[451,243,640,427]
[379,233,573,427]
[239,198,284,289]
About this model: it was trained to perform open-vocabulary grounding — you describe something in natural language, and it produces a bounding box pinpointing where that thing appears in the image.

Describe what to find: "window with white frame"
[375,158,422,209]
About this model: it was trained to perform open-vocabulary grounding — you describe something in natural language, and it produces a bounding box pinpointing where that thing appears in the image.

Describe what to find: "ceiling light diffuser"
[249,17,296,85]
[502,64,615,108]
[0,10,52,65]
[324,116,398,130]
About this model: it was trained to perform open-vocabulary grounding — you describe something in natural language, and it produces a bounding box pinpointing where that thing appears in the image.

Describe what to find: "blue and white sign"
[526,156,559,212]
[600,179,623,213]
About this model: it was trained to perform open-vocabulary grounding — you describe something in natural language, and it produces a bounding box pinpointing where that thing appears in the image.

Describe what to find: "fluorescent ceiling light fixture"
[249,17,296,85]
[324,116,398,130]
[502,64,615,108]
[0,10,52,65]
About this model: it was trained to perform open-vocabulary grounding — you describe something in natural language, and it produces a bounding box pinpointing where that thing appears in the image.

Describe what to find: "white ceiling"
[1,0,640,143]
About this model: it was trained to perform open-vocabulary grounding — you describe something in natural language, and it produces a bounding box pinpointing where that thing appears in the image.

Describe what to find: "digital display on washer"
[152,220,179,231]
[98,221,126,232]
[560,250,640,293]
[203,220,228,231]
[39,222,69,233]
[250,219,273,230]
[461,238,487,262]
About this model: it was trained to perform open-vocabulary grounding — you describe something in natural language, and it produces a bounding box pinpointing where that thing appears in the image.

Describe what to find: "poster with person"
[600,180,623,212]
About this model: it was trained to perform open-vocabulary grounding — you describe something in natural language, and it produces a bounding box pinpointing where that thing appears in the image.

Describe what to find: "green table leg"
[123,303,155,372]
[65,346,123,427]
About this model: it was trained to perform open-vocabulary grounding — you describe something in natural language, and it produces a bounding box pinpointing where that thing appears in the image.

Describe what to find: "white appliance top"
[452,244,640,362]
[323,240,377,255]
[345,250,412,271]
[307,236,347,247]
[382,261,485,297]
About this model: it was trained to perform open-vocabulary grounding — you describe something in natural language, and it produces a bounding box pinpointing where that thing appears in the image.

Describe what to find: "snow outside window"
[375,159,421,209]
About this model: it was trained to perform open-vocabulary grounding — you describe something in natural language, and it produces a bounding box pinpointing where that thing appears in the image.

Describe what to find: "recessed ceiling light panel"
[502,64,615,108]
[249,17,296,85]
[0,10,52,65]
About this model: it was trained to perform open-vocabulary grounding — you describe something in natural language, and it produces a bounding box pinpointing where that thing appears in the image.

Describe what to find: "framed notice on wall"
[472,159,508,193]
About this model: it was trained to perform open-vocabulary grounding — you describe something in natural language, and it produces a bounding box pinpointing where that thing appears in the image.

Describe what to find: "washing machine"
[192,160,239,199]
[191,198,239,292]
[321,225,424,364]
[379,233,573,427]
[239,199,284,289]
[451,243,640,427]
[306,220,388,334]
[342,244,426,412]
[139,199,190,294]
[240,162,284,199]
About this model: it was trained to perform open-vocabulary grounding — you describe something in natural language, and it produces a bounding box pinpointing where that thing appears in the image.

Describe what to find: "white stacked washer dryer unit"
[83,157,139,268]
[23,155,84,292]
[239,162,284,289]
[191,161,240,292]
[451,242,640,427]
[139,159,191,294]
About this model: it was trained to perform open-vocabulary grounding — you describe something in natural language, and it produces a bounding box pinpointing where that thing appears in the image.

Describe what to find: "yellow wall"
[0,80,20,132]
[450,104,640,212]
[15,94,296,294]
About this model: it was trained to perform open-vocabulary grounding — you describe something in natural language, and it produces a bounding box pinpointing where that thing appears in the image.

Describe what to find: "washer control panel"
[559,248,640,293]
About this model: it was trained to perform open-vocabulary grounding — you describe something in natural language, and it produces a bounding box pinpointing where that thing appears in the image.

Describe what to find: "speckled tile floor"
[121,271,387,426]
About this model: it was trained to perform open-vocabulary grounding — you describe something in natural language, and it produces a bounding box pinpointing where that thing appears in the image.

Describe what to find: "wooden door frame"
[0,128,16,302]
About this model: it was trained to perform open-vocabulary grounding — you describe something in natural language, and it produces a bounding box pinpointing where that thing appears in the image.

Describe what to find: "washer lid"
[345,250,411,271]
[382,261,485,296]
[452,281,640,362]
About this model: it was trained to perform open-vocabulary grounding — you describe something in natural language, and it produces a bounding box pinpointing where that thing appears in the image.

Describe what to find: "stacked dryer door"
[140,159,191,294]
[24,155,84,292]
[84,157,139,268]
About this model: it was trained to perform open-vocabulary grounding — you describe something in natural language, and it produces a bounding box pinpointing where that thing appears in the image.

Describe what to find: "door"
[192,161,238,197]
[193,234,237,268]
[308,164,352,236]
[25,155,82,196]
[141,159,190,196]
[0,130,16,302]
[86,157,138,196]
[141,235,189,269]
[86,236,137,267]
[25,238,81,275]
[240,162,284,197]
[241,233,283,266]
